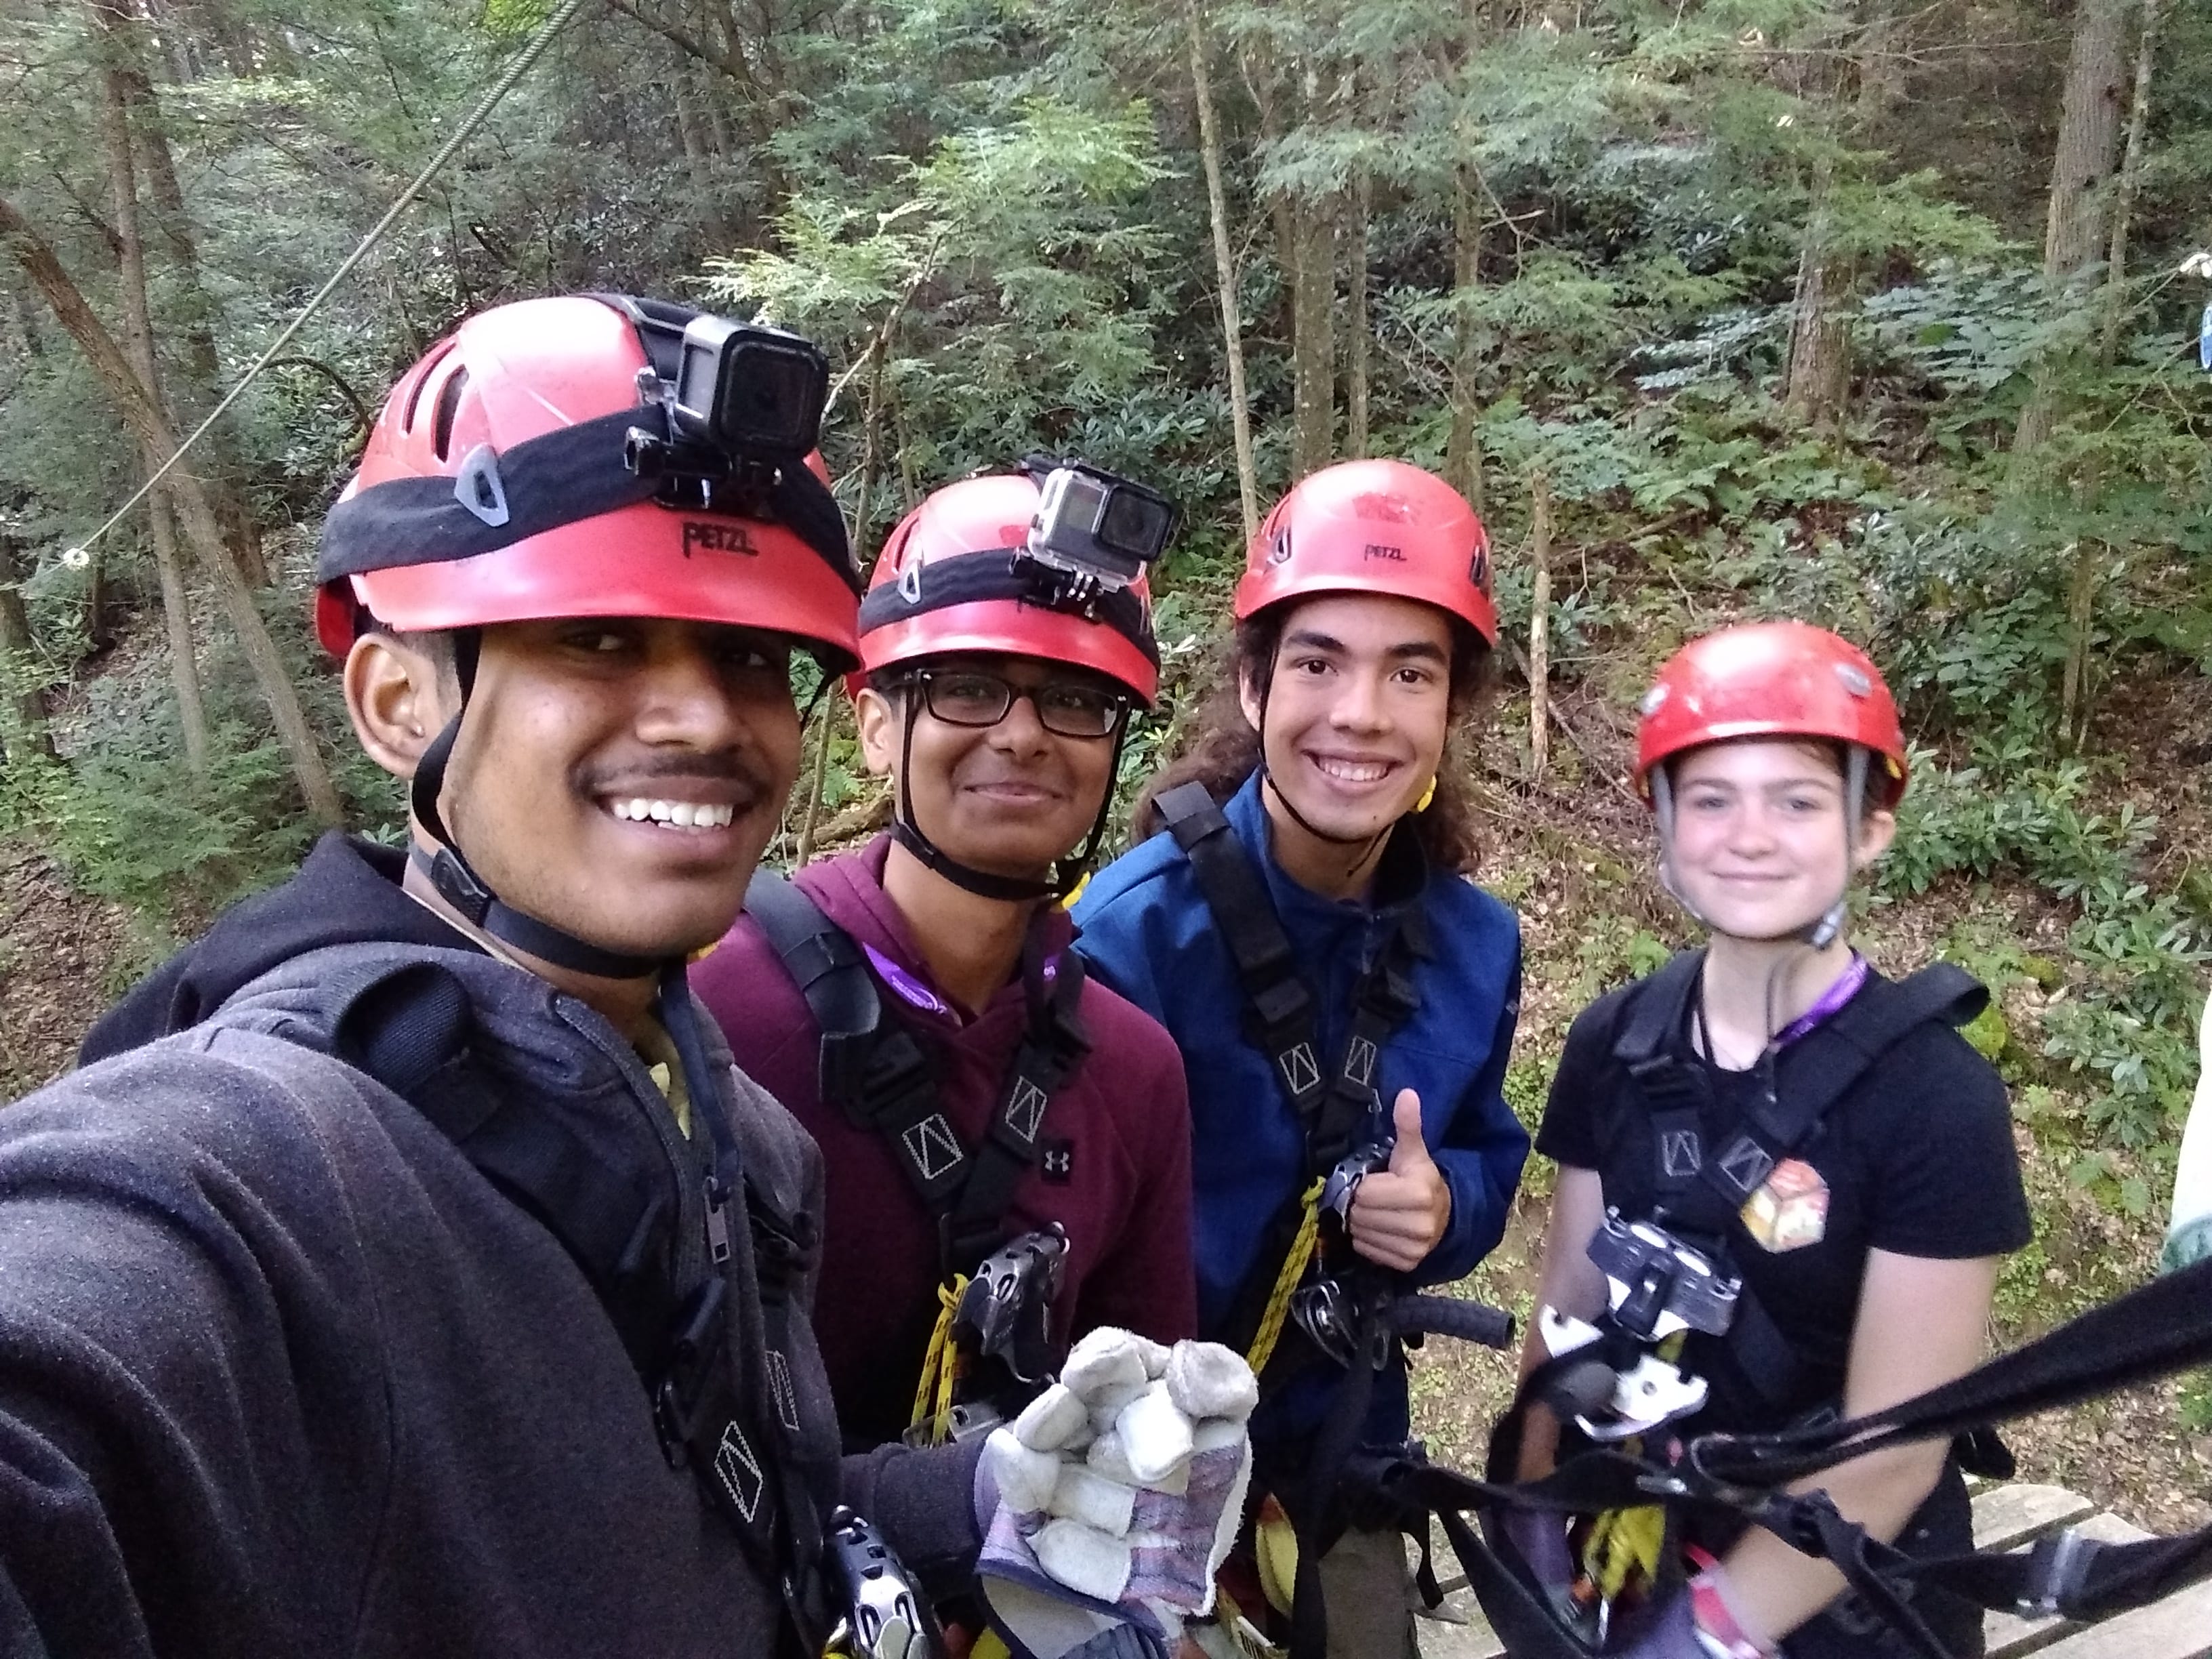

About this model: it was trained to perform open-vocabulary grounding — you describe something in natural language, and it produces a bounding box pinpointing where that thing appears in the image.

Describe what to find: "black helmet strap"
[406,628,668,981]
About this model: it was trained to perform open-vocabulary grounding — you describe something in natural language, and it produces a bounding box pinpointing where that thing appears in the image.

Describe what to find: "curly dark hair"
[1132,609,1495,876]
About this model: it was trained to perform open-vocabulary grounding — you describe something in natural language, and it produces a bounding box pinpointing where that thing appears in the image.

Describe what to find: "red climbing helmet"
[858,472,1160,702]
[315,293,861,666]
[1234,459,1497,644]
[1635,621,1909,807]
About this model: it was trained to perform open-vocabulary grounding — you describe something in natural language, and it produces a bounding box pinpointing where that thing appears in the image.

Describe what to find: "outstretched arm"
[1717,1249,1999,1646]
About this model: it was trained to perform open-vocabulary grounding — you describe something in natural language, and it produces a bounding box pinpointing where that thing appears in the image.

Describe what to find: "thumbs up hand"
[1347,1088,1454,1273]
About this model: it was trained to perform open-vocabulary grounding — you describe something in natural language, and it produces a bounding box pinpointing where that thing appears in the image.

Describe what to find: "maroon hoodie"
[694,836,1197,1449]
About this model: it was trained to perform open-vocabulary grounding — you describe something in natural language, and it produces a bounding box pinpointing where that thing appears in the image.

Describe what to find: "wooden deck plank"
[2028,1574,2212,1659]
[1973,1486,2099,1551]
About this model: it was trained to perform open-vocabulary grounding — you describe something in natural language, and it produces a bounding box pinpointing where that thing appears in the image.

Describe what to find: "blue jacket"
[1073,772,1529,1445]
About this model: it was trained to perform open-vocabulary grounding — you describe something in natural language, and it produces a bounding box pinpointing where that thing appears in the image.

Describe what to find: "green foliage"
[1885,751,2209,1154]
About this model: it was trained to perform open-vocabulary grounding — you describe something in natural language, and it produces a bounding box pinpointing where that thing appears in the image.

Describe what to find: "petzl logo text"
[1363,543,1406,562]
[682,521,758,558]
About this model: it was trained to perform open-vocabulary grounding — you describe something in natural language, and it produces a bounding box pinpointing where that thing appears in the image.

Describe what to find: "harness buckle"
[2017,1528,2105,1620]
[651,1275,730,1467]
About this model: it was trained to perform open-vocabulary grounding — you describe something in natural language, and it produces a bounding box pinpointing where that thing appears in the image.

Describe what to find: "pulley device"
[1535,1213,1740,1445]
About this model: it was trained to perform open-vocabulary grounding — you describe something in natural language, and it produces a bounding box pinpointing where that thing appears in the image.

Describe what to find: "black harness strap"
[322,957,824,1637]
[1152,781,1430,1359]
[744,870,1089,1274]
[1607,952,1989,1417]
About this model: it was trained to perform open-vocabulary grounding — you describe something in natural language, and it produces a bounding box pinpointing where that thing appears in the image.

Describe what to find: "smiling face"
[855,652,1122,882]
[1666,738,1896,941]
[1238,593,1455,846]
[352,615,803,960]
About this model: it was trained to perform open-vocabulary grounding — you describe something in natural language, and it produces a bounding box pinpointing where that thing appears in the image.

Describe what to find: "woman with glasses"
[692,470,1197,1496]
[1073,460,1530,1657]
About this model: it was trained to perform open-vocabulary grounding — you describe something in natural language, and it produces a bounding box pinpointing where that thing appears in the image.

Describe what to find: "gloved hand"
[974,1330,1258,1659]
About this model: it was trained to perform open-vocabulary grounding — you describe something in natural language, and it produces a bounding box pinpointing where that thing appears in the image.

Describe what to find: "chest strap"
[1615,949,1988,1227]
[744,869,1089,1275]
[321,956,826,1639]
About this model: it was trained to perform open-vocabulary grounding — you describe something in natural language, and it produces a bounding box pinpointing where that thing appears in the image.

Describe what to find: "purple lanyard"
[1771,952,1869,1048]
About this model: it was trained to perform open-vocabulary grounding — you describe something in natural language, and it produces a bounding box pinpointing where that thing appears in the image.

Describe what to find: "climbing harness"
[308,948,848,1651]
[743,869,1088,1441]
[1349,1250,2212,1659]
[1151,779,1429,1370]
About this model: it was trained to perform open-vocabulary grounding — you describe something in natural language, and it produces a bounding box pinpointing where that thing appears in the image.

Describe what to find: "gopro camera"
[1024,463,1176,598]
[669,314,829,460]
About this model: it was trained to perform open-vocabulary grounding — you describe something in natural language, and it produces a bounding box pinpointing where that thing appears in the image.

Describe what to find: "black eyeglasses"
[907,669,1130,738]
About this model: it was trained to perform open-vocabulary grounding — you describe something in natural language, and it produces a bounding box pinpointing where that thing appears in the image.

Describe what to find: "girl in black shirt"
[1517,623,2030,1659]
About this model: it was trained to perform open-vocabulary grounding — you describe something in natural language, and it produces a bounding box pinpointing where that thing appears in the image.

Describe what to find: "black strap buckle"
[2017,1529,2105,1620]
[653,1276,729,1466]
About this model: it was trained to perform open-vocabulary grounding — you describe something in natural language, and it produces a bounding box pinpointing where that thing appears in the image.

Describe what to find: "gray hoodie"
[0,937,979,1656]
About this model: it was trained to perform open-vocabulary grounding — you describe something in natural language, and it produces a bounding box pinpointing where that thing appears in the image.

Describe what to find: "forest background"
[4,0,2212,1524]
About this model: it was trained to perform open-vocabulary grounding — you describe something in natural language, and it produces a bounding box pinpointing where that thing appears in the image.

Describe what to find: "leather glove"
[974,1330,1258,1659]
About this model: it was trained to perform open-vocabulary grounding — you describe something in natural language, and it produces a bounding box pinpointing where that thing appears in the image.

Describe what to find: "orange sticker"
[1741,1158,1830,1252]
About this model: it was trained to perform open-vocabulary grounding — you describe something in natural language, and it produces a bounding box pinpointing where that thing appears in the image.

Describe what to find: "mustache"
[575,750,777,801]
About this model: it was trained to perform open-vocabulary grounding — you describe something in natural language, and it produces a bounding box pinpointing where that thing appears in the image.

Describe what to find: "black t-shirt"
[1536,964,2032,1427]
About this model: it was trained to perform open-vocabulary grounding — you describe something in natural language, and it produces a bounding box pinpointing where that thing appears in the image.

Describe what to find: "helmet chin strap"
[408,630,670,981]
[888,697,1123,904]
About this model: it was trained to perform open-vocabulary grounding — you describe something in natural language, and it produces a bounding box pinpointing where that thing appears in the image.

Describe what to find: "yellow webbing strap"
[1244,1179,1326,1376]
[971,1632,1012,1659]
[1578,1334,1686,1604]
[1583,1500,1667,1601]
[907,1274,970,1446]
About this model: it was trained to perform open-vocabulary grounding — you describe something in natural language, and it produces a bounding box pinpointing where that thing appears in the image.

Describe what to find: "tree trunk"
[0,190,342,826]
[2043,0,2133,277]
[674,73,731,248]
[2017,0,2133,454]
[98,48,211,773]
[0,527,55,765]
[1784,163,1854,429]
[94,2,268,586]
[2099,0,2163,364]
[1290,188,1335,481]
[1345,153,1371,460]
[1445,168,1486,517]
[1528,470,1552,780]
[2059,541,2098,750]
[1185,0,1259,544]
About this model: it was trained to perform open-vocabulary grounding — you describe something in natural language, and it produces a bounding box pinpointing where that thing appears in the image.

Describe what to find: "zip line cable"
[64,0,596,566]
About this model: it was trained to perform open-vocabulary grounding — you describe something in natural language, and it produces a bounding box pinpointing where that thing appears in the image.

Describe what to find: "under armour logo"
[1344,1036,1376,1089]
[1004,1078,1048,1144]
[1042,1139,1074,1184]
[714,1423,766,1522]
[902,1113,964,1183]
[1660,1129,1702,1178]
[766,1350,800,1431]
[1278,1042,1322,1097]
[1718,1137,1775,1196]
